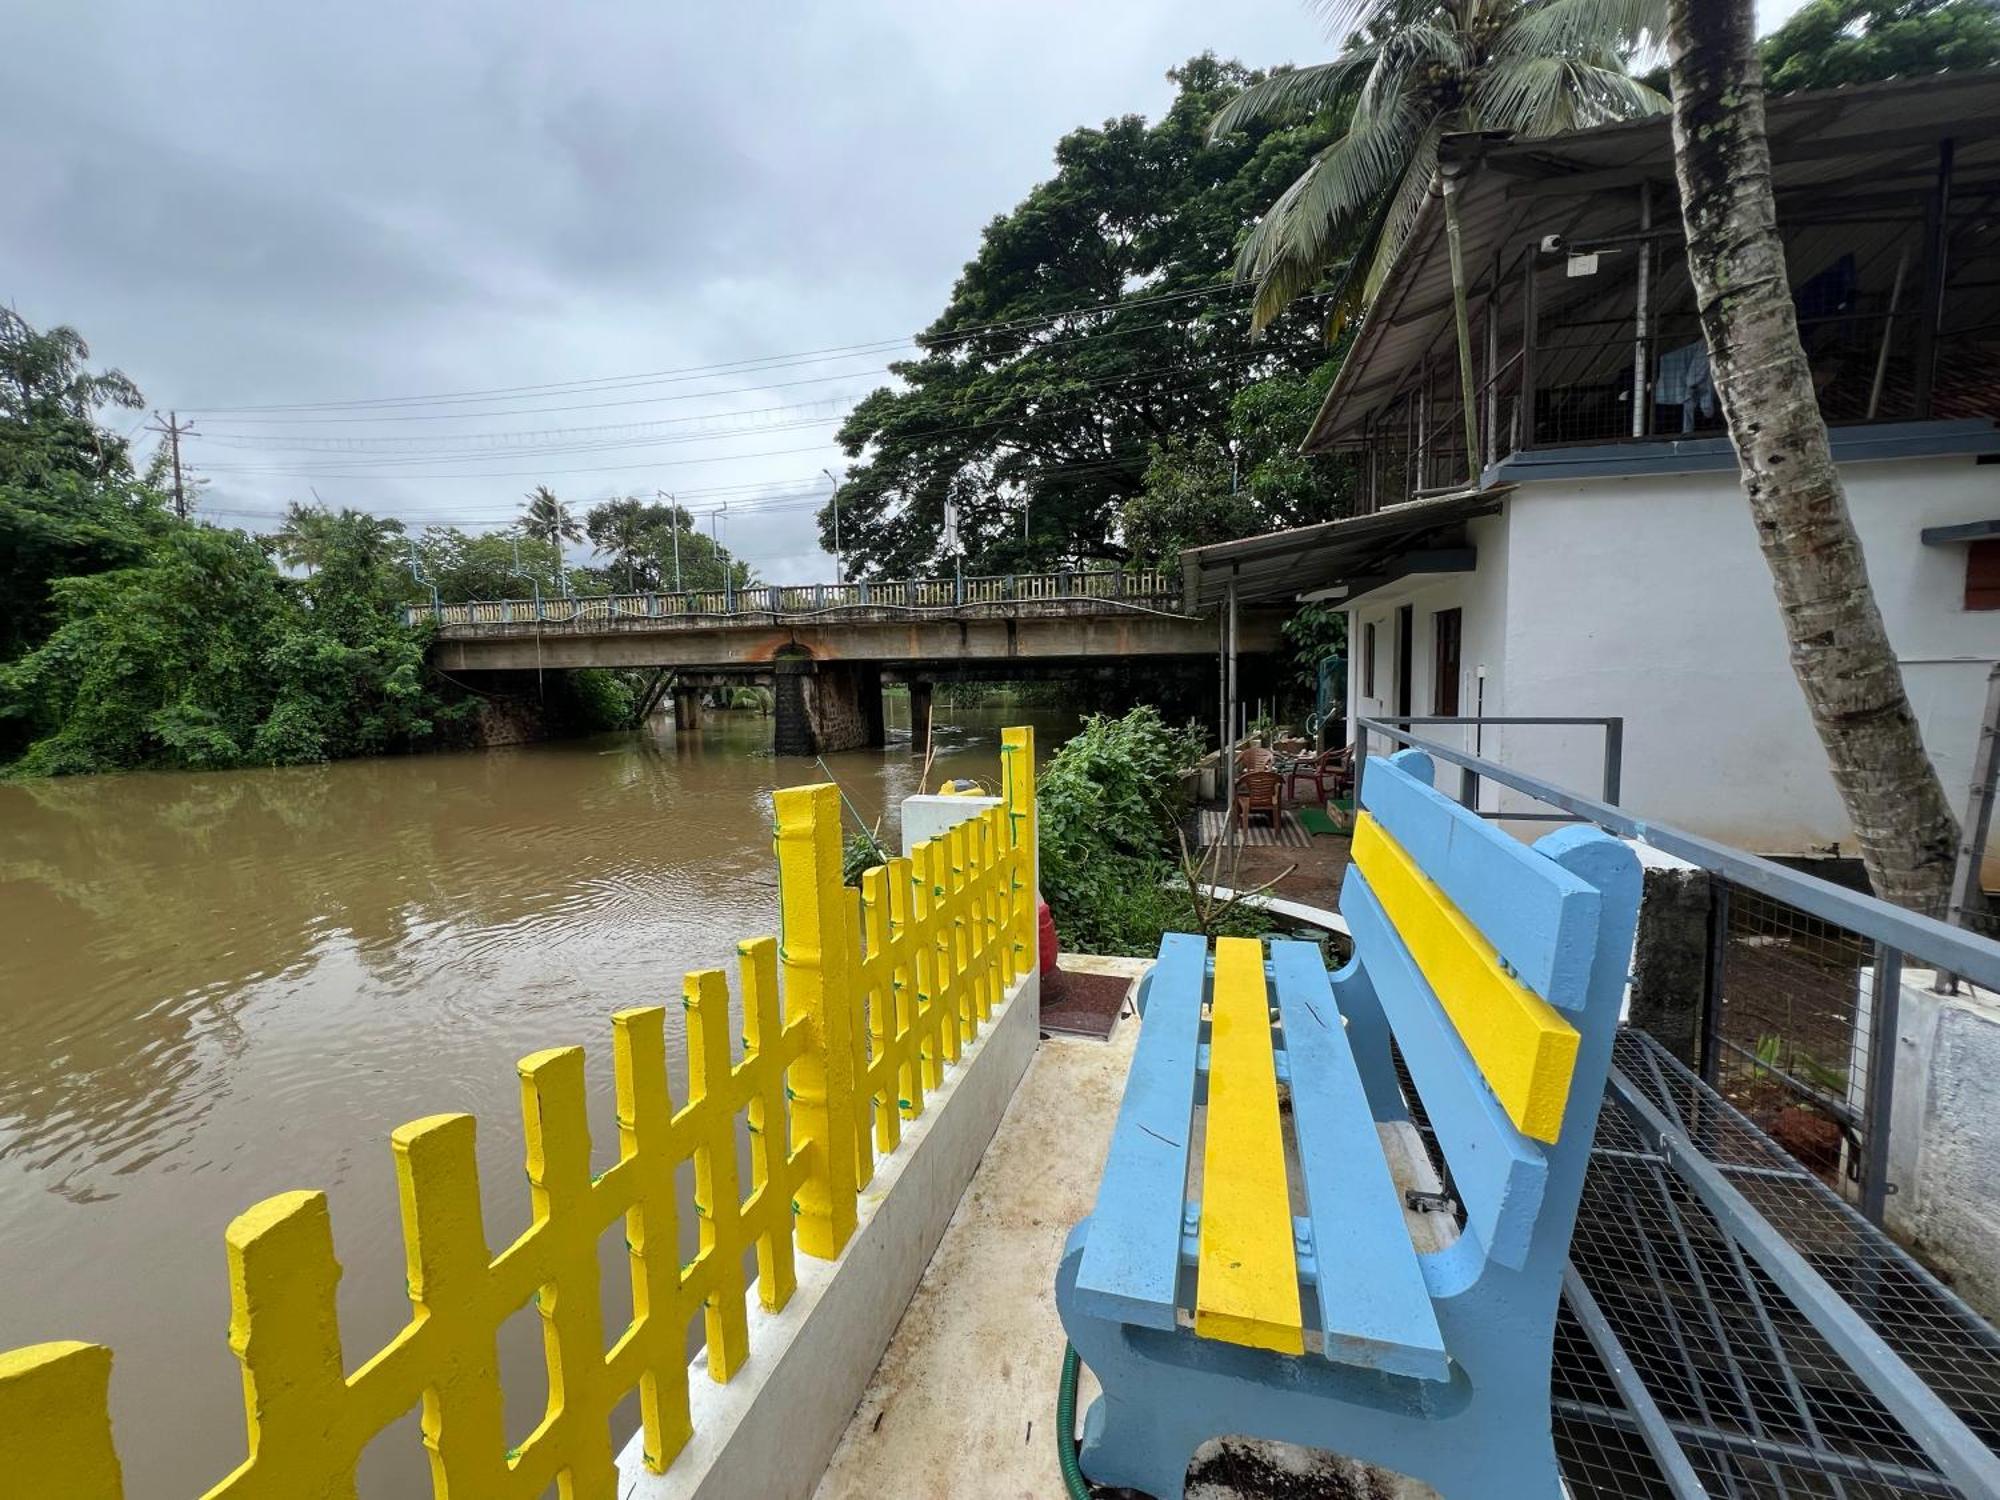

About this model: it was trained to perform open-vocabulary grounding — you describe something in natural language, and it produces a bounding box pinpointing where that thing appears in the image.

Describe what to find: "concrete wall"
[1350,453,1999,861]
[1881,973,2000,1320]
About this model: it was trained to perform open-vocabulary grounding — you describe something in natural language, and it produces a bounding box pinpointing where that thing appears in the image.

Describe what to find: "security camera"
[1540,234,1565,253]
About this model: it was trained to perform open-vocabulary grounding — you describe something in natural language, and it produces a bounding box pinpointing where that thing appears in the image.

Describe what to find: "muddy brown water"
[0,704,1074,1497]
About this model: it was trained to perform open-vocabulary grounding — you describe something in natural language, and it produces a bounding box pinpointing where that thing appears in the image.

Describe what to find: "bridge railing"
[401,566,1184,628]
[0,731,1041,1499]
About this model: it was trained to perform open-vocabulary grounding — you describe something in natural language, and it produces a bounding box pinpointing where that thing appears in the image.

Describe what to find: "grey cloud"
[4,0,1329,574]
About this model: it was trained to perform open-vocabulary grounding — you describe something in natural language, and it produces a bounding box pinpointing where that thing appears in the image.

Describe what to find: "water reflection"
[0,703,1072,1498]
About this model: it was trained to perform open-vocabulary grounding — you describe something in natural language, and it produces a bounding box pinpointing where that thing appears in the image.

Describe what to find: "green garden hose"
[1058,1341,1092,1499]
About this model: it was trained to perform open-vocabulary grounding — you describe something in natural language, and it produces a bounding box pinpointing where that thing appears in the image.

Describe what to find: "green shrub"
[1038,705,1215,956]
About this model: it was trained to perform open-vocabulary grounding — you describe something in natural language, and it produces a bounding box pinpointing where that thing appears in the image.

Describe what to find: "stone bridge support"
[909,680,934,760]
[672,686,702,734]
[774,653,885,756]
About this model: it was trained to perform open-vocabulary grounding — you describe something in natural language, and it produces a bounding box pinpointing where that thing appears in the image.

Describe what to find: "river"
[0,702,1075,1497]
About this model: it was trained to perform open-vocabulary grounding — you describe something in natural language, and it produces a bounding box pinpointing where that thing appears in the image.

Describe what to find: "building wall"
[1412,453,2000,857]
[1346,512,1513,775]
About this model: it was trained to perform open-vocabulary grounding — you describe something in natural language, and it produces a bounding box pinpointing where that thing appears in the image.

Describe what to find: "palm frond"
[1354,19,1470,124]
[1474,55,1665,137]
[1210,53,1377,139]
[1308,0,1398,43]
[1493,0,1668,60]
[1360,120,1441,306]
[1235,92,1420,290]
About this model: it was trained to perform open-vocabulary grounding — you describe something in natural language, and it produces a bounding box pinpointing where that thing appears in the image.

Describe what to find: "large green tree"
[0,311,164,670]
[821,56,1348,580]
[1761,0,2000,91]
[1214,0,1667,333]
[1121,355,1351,566]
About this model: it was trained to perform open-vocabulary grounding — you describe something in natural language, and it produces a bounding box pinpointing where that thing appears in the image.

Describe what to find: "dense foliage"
[0,311,637,777]
[1038,706,1267,955]
[1760,0,2000,90]
[820,57,1355,580]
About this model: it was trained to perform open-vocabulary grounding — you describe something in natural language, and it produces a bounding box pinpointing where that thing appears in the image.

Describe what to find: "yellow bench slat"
[1352,813,1579,1142]
[1194,937,1304,1354]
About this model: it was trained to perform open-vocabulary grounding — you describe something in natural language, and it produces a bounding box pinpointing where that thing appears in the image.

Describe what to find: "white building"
[1187,73,1999,871]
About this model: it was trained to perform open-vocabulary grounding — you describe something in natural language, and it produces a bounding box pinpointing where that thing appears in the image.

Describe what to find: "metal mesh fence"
[1397,1032,2000,1496]
[1708,885,1876,1195]
[1556,1034,2000,1498]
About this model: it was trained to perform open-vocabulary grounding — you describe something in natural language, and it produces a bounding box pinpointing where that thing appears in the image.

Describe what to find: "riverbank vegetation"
[1038,706,1268,956]
[0,312,686,777]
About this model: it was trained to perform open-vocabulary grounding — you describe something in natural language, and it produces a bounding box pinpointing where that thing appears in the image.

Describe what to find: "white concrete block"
[899,793,1002,855]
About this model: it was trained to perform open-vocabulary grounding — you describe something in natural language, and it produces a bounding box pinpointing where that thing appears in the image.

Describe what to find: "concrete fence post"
[775,784,864,1259]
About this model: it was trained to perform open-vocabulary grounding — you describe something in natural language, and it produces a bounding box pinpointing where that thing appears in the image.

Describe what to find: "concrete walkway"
[812,957,1427,1500]
[812,975,1140,1500]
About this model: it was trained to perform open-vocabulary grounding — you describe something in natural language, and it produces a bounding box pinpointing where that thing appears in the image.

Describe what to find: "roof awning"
[1180,489,1503,608]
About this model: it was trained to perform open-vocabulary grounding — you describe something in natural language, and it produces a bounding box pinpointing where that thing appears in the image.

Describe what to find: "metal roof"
[1303,68,2000,452]
[1180,488,1502,606]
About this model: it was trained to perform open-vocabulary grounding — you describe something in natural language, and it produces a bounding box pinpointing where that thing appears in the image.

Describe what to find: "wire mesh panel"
[1558,1032,2000,1499]
[1709,884,1879,1194]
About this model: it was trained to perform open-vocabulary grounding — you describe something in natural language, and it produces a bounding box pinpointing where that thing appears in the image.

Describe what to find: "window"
[1433,608,1463,716]
[1968,539,2000,610]
[1362,622,1377,697]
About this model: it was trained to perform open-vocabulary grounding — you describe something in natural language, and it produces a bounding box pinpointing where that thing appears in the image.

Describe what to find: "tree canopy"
[819,56,1353,581]
[1761,0,2000,91]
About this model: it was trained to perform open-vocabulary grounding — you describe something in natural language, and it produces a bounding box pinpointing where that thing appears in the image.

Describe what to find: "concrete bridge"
[409,568,1283,754]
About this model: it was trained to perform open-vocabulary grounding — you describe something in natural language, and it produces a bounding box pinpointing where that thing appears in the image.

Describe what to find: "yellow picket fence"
[0,728,1039,1499]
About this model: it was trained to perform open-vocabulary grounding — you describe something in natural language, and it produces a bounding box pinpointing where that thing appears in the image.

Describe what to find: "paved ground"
[813,955,1432,1500]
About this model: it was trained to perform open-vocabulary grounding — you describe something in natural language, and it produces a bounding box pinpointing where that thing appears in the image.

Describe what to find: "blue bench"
[1056,749,1642,1498]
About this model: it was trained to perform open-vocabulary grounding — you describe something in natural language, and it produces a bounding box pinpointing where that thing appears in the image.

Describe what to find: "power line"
[195,346,1283,477]
[178,280,1278,416]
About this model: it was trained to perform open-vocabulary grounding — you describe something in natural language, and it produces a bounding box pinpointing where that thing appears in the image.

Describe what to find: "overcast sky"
[4,1,1811,583]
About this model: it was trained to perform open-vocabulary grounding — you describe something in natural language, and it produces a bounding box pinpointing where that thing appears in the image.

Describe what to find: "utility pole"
[657,489,682,593]
[146,410,196,520]
[820,467,844,585]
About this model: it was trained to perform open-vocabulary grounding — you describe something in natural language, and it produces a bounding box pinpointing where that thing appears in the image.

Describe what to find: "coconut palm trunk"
[1666,0,1960,914]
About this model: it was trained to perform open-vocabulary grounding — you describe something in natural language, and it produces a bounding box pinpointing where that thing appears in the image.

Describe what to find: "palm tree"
[585,496,654,592]
[1664,0,1959,913]
[521,485,582,586]
[271,501,336,575]
[1213,0,1668,334]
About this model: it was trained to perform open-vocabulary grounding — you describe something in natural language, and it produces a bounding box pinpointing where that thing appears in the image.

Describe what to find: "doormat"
[1040,965,1133,1040]
[1297,805,1346,836]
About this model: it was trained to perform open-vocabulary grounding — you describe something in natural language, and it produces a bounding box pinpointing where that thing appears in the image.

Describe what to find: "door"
[1394,604,1415,719]
[1433,608,1463,716]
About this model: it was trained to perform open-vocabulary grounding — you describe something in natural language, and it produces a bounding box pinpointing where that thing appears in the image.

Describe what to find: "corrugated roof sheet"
[1303,69,2000,451]
[1179,489,1503,606]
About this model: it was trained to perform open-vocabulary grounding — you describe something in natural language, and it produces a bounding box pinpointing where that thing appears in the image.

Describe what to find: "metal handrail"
[402,566,1186,628]
[1355,715,2000,997]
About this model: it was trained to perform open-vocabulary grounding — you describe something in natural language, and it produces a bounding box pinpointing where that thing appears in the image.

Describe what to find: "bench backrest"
[1339,748,1641,1277]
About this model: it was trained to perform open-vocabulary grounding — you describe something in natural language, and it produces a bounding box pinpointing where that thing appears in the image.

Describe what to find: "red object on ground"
[1037,899,1059,976]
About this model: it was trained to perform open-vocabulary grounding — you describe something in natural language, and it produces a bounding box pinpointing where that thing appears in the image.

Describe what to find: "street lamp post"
[820,467,843,585]
[710,502,731,612]
[656,489,682,595]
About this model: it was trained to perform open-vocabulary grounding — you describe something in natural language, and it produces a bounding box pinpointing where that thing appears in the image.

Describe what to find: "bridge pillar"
[772,654,881,756]
[908,679,933,760]
[672,688,702,735]
[773,655,815,756]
